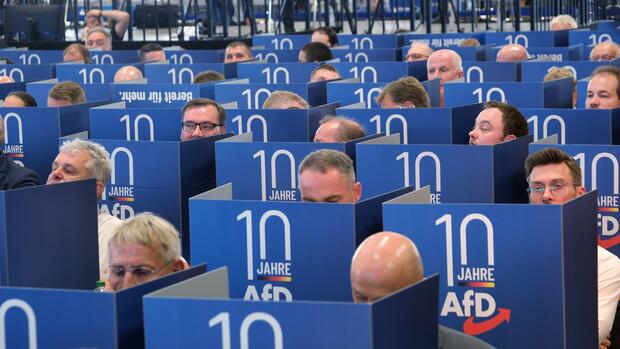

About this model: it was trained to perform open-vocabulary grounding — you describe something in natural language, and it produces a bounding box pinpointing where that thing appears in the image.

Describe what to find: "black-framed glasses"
[182,121,223,133]
[404,53,429,61]
[526,182,579,198]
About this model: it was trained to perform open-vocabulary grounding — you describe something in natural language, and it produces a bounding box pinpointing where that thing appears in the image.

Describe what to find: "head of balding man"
[350,232,424,302]
[590,42,620,61]
[114,66,143,83]
[496,44,529,62]
[405,43,433,62]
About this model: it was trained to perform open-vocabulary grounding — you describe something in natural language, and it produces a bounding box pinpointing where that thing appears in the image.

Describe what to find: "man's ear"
[95,180,105,199]
[576,185,586,197]
[354,182,362,202]
[403,101,415,108]
[172,257,190,272]
[502,134,517,142]
[457,70,464,79]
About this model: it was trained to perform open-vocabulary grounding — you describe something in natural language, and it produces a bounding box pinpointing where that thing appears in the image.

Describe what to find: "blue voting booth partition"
[489,45,583,62]
[1,102,105,180]
[26,79,113,106]
[112,83,213,107]
[444,78,573,108]
[522,108,620,144]
[253,34,312,50]
[0,64,54,82]
[0,50,64,64]
[0,81,25,100]
[356,134,531,203]
[89,102,182,141]
[90,50,140,64]
[484,31,555,47]
[144,63,233,83]
[144,267,438,348]
[403,33,485,48]
[462,62,518,83]
[331,62,421,84]
[225,102,338,142]
[327,78,440,108]
[214,80,326,108]
[164,50,223,64]
[189,184,413,301]
[338,34,401,48]
[64,134,231,258]
[0,265,206,349]
[569,30,620,57]
[400,45,488,61]
[0,180,98,289]
[530,141,620,257]
[382,189,598,348]
[252,49,300,63]
[332,48,399,62]
[520,60,612,81]
[56,64,144,84]
[237,62,319,83]
[336,103,481,144]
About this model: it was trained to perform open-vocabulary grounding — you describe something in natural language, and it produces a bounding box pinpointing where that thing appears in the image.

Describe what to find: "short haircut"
[301,42,333,62]
[193,70,225,83]
[226,41,252,55]
[590,41,620,60]
[590,65,620,99]
[313,26,338,46]
[139,43,164,62]
[319,115,366,142]
[64,43,92,63]
[549,14,578,29]
[459,38,481,47]
[5,91,37,107]
[311,64,340,79]
[59,138,111,185]
[298,149,356,186]
[376,76,430,108]
[49,81,86,104]
[181,98,226,125]
[524,147,582,185]
[483,101,529,138]
[108,213,181,265]
[86,26,112,43]
[263,90,309,109]
[544,67,576,89]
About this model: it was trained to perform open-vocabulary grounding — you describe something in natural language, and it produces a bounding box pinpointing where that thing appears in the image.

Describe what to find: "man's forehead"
[589,73,619,91]
[530,162,572,179]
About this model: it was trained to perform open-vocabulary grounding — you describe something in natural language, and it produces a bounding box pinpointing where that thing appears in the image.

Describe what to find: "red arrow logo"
[462,308,511,336]
[598,234,620,249]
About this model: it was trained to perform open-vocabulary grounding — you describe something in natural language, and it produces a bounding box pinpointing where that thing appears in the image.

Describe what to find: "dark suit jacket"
[0,152,39,190]
[439,325,496,349]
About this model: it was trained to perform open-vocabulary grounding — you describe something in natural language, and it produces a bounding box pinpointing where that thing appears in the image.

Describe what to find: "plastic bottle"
[94,280,107,292]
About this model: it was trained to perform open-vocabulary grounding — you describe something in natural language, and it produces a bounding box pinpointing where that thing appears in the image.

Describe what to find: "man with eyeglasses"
[107,213,188,291]
[180,98,227,141]
[404,42,433,62]
[525,147,620,348]
[586,65,620,110]
[427,49,464,107]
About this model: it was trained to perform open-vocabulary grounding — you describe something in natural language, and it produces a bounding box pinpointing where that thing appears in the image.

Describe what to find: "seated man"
[224,41,253,63]
[459,38,481,47]
[139,43,166,62]
[351,232,495,348]
[180,98,227,140]
[549,14,578,31]
[310,64,340,82]
[107,213,188,291]
[47,139,121,279]
[114,66,144,83]
[299,42,333,63]
[313,115,366,143]
[0,76,14,84]
[83,8,129,41]
[376,76,430,108]
[312,27,338,47]
[0,115,39,189]
[427,49,464,107]
[85,27,113,51]
[63,43,91,63]
[4,91,37,107]
[405,42,433,62]
[590,42,620,62]
[47,81,86,107]
[525,147,620,346]
[193,71,225,83]
[298,149,361,203]
[586,65,620,109]
[496,44,529,62]
[544,67,577,108]
[263,91,309,109]
[469,101,529,145]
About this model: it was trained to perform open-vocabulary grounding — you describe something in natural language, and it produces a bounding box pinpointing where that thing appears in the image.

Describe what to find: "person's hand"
[600,335,611,349]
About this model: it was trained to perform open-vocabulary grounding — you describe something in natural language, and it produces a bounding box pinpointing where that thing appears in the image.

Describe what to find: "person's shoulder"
[98,212,122,227]
[2,155,40,189]
[438,325,496,349]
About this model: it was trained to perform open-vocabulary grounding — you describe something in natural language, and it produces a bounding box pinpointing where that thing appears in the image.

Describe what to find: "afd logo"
[2,113,25,165]
[436,213,511,336]
[0,298,37,349]
[397,151,442,203]
[100,147,135,220]
[254,150,297,201]
[574,152,620,249]
[238,210,293,301]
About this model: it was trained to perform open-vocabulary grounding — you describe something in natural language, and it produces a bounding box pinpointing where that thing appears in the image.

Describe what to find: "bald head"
[496,44,529,62]
[114,66,144,83]
[405,43,434,62]
[590,41,620,61]
[0,76,15,84]
[314,116,366,143]
[350,232,424,303]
